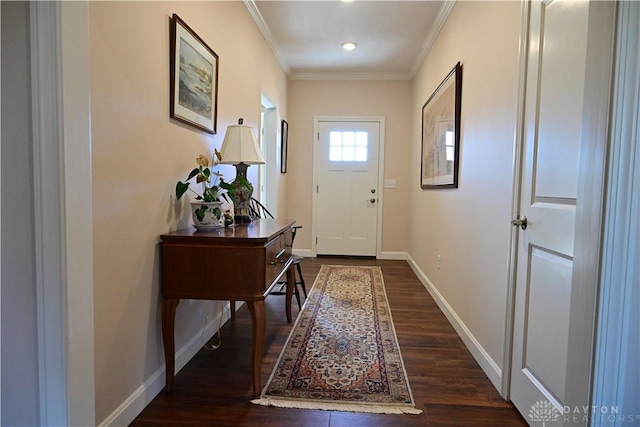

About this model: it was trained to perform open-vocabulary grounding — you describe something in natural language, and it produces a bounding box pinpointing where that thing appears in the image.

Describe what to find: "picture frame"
[281,120,288,173]
[170,14,219,134]
[420,62,462,189]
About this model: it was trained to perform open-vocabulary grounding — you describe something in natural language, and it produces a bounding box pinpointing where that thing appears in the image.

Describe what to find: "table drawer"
[265,228,292,288]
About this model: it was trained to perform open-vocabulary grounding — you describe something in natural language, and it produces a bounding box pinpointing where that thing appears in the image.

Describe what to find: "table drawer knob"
[270,261,277,266]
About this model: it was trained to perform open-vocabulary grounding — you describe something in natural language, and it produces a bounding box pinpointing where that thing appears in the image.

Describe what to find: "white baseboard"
[293,249,313,258]
[98,301,236,426]
[292,250,408,260]
[406,254,503,392]
[379,251,408,260]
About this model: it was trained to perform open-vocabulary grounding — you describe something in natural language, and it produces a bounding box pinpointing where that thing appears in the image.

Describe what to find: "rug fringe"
[251,397,423,415]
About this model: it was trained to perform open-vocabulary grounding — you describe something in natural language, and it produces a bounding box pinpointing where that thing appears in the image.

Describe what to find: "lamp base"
[229,162,254,222]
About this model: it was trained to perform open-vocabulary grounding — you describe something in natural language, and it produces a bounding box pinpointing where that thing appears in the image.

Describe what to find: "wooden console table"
[160,218,296,397]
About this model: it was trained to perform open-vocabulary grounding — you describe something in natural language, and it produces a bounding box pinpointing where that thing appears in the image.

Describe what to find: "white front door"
[315,120,380,256]
[510,0,611,424]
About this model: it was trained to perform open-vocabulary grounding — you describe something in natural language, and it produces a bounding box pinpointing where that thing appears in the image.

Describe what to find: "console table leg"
[162,298,179,393]
[247,300,265,398]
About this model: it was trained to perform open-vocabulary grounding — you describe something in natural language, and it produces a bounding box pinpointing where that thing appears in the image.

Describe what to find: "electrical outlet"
[437,254,441,270]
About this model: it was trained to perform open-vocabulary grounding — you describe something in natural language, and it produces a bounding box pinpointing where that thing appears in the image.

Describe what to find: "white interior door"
[510,0,602,423]
[316,120,380,256]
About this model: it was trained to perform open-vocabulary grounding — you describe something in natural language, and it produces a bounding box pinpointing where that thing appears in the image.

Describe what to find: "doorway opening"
[260,94,278,216]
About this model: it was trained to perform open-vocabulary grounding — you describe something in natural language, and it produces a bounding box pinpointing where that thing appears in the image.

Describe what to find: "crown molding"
[243,0,291,75]
[289,71,413,81]
[410,0,456,78]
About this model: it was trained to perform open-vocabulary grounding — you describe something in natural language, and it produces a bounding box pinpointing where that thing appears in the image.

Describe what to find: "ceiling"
[245,1,454,80]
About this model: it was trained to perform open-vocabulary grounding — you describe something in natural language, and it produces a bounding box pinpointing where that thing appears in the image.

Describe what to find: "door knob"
[370,198,376,204]
[511,215,527,230]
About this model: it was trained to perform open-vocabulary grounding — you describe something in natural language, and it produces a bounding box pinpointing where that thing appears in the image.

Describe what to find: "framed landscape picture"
[420,62,462,189]
[170,14,219,134]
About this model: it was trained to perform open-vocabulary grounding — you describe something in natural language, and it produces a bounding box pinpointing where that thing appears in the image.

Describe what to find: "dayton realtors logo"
[528,400,637,426]
[529,400,561,426]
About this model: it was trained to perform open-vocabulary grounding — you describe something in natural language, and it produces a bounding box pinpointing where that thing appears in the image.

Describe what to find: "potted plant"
[176,150,234,229]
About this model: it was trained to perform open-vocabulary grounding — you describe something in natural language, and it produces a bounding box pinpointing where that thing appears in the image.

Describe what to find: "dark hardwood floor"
[131,257,527,426]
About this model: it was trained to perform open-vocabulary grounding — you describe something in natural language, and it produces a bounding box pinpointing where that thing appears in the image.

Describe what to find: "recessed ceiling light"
[342,42,357,51]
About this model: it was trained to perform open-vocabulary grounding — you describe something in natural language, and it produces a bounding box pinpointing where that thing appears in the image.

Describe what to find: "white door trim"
[311,116,386,258]
[592,0,639,418]
[501,0,530,400]
[31,2,95,425]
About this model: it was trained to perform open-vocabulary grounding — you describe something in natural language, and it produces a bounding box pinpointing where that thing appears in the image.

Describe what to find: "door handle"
[511,215,527,230]
[370,198,376,204]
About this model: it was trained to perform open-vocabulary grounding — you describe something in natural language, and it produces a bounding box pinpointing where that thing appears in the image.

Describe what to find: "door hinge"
[316,236,318,244]
[317,132,319,141]
[316,185,319,193]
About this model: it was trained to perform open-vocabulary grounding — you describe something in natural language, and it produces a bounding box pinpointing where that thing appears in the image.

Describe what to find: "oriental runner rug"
[252,265,422,414]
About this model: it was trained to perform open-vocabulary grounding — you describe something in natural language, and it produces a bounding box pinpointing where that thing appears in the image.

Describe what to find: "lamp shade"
[219,118,265,165]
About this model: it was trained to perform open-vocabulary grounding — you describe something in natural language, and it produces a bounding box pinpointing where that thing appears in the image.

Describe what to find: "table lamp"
[219,118,266,222]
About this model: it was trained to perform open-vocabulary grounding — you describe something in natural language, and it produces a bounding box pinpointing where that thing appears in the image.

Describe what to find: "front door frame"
[311,116,386,258]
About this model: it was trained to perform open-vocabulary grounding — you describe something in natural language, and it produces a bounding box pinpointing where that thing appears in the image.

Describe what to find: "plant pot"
[190,201,224,230]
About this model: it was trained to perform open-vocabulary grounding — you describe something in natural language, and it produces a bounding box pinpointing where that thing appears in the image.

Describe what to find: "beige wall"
[89,1,287,422]
[409,1,522,379]
[287,80,412,253]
